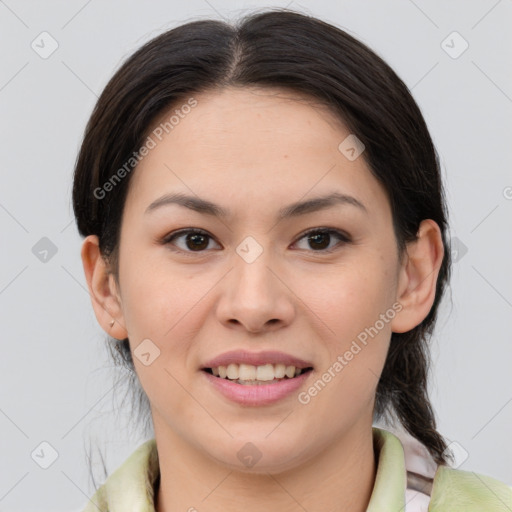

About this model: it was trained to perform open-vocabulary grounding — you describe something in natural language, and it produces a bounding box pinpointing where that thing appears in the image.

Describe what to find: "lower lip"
[201,369,313,406]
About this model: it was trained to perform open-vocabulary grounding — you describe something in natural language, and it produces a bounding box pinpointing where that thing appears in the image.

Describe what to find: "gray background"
[0,0,511,510]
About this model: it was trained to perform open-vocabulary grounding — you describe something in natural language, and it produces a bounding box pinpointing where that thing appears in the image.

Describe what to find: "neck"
[154,418,377,512]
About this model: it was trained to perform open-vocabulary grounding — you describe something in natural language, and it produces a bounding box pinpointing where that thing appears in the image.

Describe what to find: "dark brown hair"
[72,8,453,470]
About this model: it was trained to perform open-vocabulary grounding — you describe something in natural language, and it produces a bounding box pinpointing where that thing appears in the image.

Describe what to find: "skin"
[81,87,444,512]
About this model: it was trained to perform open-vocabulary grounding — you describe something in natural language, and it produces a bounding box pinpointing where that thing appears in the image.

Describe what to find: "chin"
[205,435,309,474]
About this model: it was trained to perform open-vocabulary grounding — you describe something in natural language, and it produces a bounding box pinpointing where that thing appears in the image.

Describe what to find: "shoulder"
[81,439,159,512]
[374,426,512,511]
[429,464,512,511]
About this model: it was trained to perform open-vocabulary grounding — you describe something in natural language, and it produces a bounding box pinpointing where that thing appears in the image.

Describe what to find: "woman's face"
[105,87,410,471]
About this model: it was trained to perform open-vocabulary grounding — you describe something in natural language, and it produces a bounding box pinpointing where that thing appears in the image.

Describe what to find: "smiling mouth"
[202,364,314,385]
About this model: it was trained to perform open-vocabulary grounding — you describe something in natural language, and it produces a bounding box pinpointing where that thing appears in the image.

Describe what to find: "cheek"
[118,253,207,374]
[309,312,392,422]
[118,248,184,332]
[299,258,394,335]
[301,256,395,390]
[122,262,197,415]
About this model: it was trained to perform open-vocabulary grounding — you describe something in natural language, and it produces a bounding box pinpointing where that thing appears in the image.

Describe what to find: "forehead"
[125,86,390,220]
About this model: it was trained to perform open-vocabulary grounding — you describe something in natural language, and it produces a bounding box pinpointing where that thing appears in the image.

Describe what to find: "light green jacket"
[82,428,512,511]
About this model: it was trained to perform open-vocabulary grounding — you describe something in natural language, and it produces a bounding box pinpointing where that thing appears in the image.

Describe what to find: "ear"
[390,219,445,333]
[81,235,128,340]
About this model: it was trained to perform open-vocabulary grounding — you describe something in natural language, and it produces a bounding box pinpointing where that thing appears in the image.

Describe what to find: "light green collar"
[366,427,408,510]
[82,427,512,512]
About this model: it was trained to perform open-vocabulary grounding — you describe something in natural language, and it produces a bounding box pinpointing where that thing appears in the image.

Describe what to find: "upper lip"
[201,350,314,370]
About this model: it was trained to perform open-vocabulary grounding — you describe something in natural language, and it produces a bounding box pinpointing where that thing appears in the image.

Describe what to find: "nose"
[215,247,295,334]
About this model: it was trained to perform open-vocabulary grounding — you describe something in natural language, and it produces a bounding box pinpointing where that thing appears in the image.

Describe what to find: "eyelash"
[160,227,351,256]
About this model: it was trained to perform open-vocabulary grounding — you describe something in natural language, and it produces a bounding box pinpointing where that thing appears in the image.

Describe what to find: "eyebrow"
[144,191,368,219]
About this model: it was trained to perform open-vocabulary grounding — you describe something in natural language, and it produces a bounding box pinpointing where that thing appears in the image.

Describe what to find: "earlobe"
[390,219,444,334]
[81,235,128,339]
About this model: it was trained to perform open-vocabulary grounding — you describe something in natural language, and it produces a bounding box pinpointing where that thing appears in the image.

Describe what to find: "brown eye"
[307,231,331,250]
[162,227,350,255]
[294,229,351,252]
[184,232,209,251]
[163,229,220,253]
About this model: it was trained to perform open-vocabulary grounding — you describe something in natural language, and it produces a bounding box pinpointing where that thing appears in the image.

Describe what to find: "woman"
[72,8,512,511]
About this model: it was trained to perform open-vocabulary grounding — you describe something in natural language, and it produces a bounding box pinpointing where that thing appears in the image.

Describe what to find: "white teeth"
[274,364,286,378]
[209,363,307,381]
[285,365,295,378]
[239,363,256,380]
[226,363,238,379]
[256,364,275,381]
